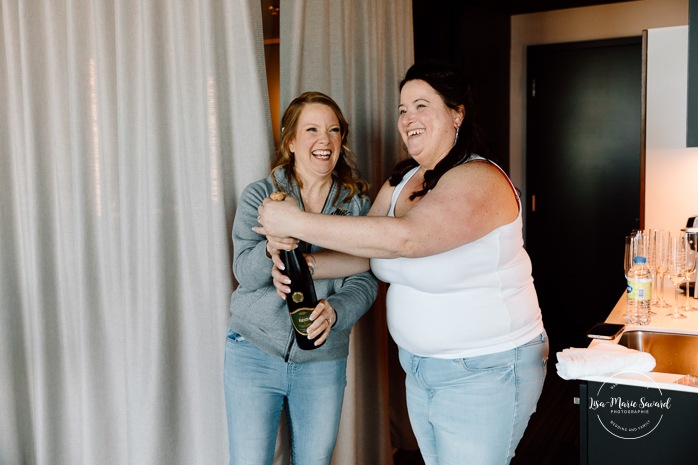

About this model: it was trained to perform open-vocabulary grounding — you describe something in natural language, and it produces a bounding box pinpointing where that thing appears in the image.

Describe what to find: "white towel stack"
[556,342,656,380]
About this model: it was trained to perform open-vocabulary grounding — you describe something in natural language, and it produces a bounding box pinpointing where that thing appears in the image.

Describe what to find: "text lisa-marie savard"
[588,396,671,413]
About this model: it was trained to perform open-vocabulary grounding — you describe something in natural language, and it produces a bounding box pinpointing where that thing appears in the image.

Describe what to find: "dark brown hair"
[389,62,488,200]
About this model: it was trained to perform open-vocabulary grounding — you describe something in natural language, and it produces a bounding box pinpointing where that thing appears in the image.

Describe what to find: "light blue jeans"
[398,332,548,465]
[224,331,347,465]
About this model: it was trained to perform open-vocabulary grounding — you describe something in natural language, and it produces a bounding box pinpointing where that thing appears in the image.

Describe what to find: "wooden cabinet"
[689,0,698,146]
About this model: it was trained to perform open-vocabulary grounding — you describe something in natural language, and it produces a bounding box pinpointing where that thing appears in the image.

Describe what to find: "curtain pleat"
[280,2,414,464]
[280,0,413,192]
[0,1,271,464]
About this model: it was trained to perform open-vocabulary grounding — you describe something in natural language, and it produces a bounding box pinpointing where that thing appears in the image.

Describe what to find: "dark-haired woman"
[224,91,377,465]
[256,63,548,465]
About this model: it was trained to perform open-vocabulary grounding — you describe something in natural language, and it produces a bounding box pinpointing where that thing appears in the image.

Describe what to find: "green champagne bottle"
[281,248,322,350]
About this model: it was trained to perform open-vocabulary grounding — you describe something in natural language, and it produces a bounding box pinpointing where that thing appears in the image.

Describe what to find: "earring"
[454,125,460,144]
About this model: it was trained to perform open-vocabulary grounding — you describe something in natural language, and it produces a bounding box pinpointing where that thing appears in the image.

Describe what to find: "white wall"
[645,26,698,232]
[510,0,690,229]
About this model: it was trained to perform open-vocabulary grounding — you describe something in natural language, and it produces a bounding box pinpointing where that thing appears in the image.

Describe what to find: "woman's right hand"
[265,235,295,299]
[253,196,302,238]
[270,252,317,299]
[271,264,291,299]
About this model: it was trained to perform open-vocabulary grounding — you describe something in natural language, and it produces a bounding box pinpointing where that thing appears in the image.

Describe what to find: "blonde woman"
[225,92,377,465]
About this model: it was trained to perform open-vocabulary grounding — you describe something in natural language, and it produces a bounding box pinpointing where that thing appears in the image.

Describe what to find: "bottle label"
[627,277,652,301]
[290,307,314,335]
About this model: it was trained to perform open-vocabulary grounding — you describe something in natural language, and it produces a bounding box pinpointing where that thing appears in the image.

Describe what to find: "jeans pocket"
[457,350,515,372]
[516,332,549,384]
[227,330,246,342]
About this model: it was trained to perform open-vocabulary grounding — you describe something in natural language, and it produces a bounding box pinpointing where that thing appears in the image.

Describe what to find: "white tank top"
[370,161,544,358]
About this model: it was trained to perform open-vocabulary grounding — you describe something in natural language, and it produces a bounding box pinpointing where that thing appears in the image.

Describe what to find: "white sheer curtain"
[278,2,414,464]
[0,1,271,464]
[281,0,413,189]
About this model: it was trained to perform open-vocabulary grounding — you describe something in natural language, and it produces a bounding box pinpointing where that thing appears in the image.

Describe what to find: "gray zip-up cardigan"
[228,168,378,363]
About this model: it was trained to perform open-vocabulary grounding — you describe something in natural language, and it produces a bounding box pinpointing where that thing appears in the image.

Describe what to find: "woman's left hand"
[306,299,336,346]
[253,196,302,238]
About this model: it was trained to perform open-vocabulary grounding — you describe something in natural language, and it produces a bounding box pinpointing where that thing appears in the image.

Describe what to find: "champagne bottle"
[281,247,323,350]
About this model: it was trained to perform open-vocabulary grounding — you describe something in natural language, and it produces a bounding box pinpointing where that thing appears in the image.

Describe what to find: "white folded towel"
[556,342,656,380]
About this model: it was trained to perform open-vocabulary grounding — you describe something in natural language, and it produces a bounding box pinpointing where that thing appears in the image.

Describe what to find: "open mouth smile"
[312,149,332,160]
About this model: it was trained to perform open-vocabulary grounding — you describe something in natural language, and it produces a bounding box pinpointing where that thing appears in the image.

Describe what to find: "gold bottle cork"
[270,192,287,201]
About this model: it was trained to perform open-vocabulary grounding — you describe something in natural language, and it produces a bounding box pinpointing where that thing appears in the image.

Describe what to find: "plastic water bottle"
[626,256,651,325]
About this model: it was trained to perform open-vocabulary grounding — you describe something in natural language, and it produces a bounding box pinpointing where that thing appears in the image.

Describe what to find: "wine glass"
[667,233,688,319]
[682,231,698,311]
[653,229,671,308]
[646,230,659,306]
[624,234,637,278]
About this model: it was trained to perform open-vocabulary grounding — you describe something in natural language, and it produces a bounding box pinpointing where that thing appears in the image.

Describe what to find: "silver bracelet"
[307,254,316,276]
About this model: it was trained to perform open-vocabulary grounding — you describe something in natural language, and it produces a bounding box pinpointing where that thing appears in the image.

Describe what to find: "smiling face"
[398,79,463,169]
[288,103,342,183]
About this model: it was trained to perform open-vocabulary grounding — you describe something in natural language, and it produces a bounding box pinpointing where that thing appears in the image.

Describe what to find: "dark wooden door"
[526,38,642,352]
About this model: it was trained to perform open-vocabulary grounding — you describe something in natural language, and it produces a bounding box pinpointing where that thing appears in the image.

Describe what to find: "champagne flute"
[667,233,688,319]
[654,229,671,308]
[624,234,637,278]
[646,230,659,306]
[682,231,698,311]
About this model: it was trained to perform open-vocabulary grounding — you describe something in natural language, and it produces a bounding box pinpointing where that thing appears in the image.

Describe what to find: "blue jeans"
[398,332,548,465]
[224,331,347,465]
